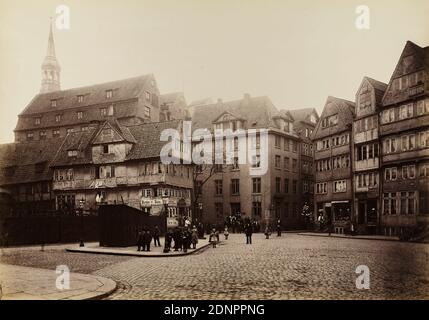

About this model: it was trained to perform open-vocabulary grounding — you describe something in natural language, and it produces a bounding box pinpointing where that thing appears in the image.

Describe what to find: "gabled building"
[50,119,194,224]
[312,96,355,234]
[190,94,305,229]
[379,41,429,236]
[14,25,161,143]
[352,77,387,234]
[288,108,319,213]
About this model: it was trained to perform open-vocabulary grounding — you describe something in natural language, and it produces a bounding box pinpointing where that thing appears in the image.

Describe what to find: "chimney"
[244,93,250,100]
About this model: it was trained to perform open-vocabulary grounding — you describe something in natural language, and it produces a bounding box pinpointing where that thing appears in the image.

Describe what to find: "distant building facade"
[352,77,387,234]
[289,108,319,215]
[312,96,355,234]
[190,95,317,229]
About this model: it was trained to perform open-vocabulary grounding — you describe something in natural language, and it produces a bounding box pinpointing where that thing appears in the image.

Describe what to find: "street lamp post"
[79,197,85,247]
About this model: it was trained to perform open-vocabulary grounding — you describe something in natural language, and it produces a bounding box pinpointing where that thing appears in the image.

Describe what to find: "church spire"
[40,19,61,93]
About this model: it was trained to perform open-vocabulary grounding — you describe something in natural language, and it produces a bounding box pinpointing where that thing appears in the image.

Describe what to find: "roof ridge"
[37,74,152,96]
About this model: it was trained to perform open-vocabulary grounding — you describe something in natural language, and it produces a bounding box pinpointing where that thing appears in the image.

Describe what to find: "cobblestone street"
[2,234,429,299]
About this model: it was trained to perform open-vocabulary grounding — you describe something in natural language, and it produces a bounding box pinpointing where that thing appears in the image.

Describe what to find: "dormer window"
[35,117,41,125]
[284,122,290,133]
[27,132,34,141]
[77,95,84,103]
[68,150,78,157]
[51,99,57,107]
[77,111,83,119]
[55,114,61,122]
[106,90,113,99]
[100,108,107,117]
[145,91,151,101]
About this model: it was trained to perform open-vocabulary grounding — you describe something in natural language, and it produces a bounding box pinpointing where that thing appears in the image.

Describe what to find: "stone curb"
[297,232,400,242]
[65,241,213,258]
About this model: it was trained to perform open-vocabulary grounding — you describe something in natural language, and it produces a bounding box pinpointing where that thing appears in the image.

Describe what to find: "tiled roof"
[311,96,355,140]
[50,118,137,167]
[189,96,281,130]
[19,74,154,116]
[188,98,213,107]
[0,139,65,185]
[50,129,98,167]
[126,120,182,161]
[287,108,319,125]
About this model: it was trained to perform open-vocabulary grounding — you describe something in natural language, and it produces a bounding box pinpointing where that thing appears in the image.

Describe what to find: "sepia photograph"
[0,0,428,311]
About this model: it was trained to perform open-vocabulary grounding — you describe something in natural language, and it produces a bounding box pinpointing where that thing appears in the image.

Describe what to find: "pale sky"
[0,0,428,143]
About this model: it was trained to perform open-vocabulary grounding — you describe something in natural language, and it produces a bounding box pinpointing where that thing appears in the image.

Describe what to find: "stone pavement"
[0,263,116,300]
[1,233,428,300]
[66,237,212,257]
[95,233,429,300]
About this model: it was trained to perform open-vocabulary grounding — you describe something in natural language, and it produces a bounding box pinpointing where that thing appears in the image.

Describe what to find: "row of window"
[321,114,338,128]
[33,104,152,127]
[355,172,378,188]
[54,163,192,181]
[382,192,416,215]
[315,180,347,194]
[381,98,429,124]
[384,163,429,181]
[391,70,425,93]
[383,131,429,154]
[315,155,350,172]
[26,127,90,140]
[213,177,301,196]
[316,133,350,151]
[274,135,299,152]
[50,89,155,108]
[356,143,379,161]
[141,188,190,199]
[274,155,298,172]
[354,115,377,134]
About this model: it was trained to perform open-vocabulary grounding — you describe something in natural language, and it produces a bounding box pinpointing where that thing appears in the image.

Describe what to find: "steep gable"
[382,41,428,106]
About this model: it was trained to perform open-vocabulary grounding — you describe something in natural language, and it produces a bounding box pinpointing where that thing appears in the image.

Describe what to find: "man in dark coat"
[245,223,253,244]
[153,226,161,247]
[137,231,144,251]
[164,229,173,252]
[143,229,152,252]
[277,219,282,237]
[173,228,182,251]
[182,228,191,253]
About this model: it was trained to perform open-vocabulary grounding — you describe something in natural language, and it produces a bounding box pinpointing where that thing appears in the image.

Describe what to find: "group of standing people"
[137,226,161,252]
[163,225,199,253]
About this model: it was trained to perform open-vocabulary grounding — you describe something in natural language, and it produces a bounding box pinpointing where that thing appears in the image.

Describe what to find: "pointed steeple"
[40,19,61,93]
[46,20,56,58]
